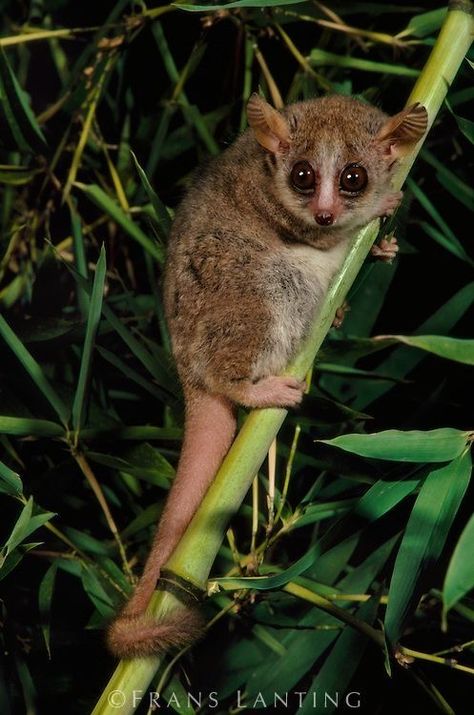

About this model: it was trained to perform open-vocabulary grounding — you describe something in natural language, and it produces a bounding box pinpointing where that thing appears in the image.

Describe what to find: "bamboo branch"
[92,3,474,712]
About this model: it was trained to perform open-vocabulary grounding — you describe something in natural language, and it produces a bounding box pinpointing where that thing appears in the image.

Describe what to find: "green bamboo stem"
[92,3,473,712]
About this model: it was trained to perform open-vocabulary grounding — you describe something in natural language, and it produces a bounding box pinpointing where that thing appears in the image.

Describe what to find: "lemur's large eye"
[290,161,315,193]
[340,164,368,193]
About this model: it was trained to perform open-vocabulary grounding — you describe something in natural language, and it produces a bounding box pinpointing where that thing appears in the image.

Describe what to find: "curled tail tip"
[106,607,206,660]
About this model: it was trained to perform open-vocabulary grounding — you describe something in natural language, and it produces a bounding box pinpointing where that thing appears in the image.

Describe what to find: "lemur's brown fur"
[107,94,427,659]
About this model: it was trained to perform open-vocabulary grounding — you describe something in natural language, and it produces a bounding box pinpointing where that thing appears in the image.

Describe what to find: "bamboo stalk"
[92,3,474,712]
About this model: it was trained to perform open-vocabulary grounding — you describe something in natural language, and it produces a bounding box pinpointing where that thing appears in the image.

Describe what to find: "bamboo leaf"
[79,425,181,441]
[0,416,64,438]
[0,47,47,153]
[80,564,115,618]
[299,596,379,714]
[72,245,107,431]
[130,150,172,238]
[102,303,177,393]
[354,282,474,409]
[244,537,398,705]
[374,334,474,366]
[421,148,474,211]
[418,220,474,265]
[0,458,23,496]
[0,164,37,184]
[0,315,70,425]
[6,512,56,555]
[63,527,113,556]
[2,497,33,558]
[443,513,474,614]
[69,200,90,318]
[407,178,472,265]
[215,540,324,591]
[446,100,474,144]
[309,49,419,77]
[0,542,43,581]
[320,428,469,463]
[385,450,472,647]
[354,478,419,523]
[38,562,58,658]
[401,8,447,38]
[175,0,307,14]
[96,346,169,402]
[163,676,197,714]
[76,183,164,263]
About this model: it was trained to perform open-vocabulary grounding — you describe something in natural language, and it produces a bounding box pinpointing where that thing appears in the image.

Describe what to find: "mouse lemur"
[107,92,428,659]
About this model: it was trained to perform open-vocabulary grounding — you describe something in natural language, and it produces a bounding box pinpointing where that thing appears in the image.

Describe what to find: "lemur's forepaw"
[371,233,399,264]
[332,301,350,328]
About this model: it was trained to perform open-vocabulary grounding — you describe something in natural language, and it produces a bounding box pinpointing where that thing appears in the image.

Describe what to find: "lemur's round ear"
[247,93,291,154]
[376,103,428,158]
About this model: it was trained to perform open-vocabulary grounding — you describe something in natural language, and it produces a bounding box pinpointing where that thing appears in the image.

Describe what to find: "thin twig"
[73,451,133,581]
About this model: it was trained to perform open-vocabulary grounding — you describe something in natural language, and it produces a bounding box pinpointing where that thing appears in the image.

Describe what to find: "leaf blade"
[72,245,107,431]
[320,428,468,463]
[0,315,70,425]
[385,450,472,646]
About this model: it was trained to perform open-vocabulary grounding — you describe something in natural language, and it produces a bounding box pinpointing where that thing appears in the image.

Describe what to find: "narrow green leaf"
[0,542,43,581]
[0,315,70,425]
[175,0,305,10]
[292,499,356,529]
[407,178,472,265]
[418,220,474,266]
[2,501,54,563]
[354,478,419,523]
[51,247,175,392]
[354,282,474,409]
[38,562,58,658]
[131,150,171,238]
[72,245,107,431]
[0,416,64,438]
[80,565,115,618]
[96,346,168,402]
[421,148,474,211]
[385,450,472,646]
[76,183,164,263]
[374,334,474,366]
[299,596,379,714]
[152,24,219,156]
[446,100,474,144]
[63,527,113,556]
[443,512,474,613]
[79,425,181,441]
[0,458,22,495]
[215,540,324,591]
[244,537,398,704]
[317,361,404,383]
[0,47,47,153]
[69,200,90,318]
[2,497,33,558]
[120,503,162,539]
[0,164,37,184]
[163,676,197,715]
[86,448,173,489]
[161,106,228,161]
[321,428,468,463]
[102,303,177,392]
[309,49,419,77]
[401,8,447,38]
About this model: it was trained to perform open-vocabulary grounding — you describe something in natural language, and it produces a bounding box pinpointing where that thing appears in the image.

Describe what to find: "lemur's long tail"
[107,607,206,658]
[106,390,236,658]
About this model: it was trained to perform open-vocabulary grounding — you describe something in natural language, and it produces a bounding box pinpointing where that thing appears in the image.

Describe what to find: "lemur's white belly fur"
[251,240,349,380]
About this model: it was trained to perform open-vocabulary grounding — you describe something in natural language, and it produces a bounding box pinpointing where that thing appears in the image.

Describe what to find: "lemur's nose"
[315,212,334,226]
